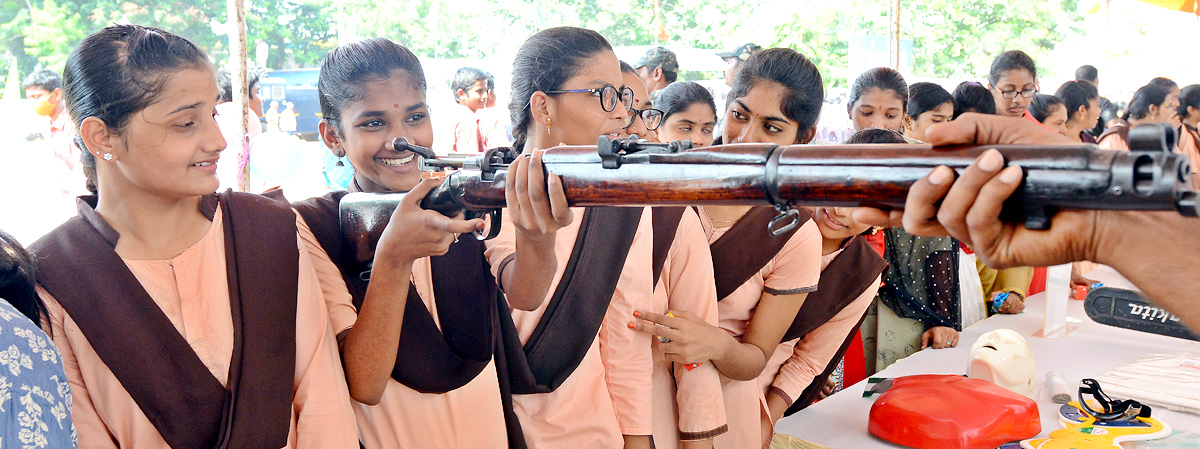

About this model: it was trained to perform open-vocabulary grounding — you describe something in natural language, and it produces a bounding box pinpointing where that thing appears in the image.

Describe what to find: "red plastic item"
[1029,266,1047,296]
[868,374,1041,449]
[1074,284,1089,301]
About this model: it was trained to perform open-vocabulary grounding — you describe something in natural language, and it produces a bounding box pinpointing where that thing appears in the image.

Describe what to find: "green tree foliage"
[771,0,1083,86]
[0,0,1082,92]
[0,0,332,88]
[245,0,336,68]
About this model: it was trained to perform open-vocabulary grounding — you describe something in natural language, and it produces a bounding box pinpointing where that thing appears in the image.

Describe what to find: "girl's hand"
[629,310,732,365]
[506,149,572,243]
[994,292,1026,314]
[921,326,959,349]
[376,177,484,264]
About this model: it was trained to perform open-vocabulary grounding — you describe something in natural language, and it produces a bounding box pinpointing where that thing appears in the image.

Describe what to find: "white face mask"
[966,329,1036,395]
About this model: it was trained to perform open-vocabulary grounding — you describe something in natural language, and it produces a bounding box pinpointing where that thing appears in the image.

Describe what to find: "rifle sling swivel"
[764,145,799,235]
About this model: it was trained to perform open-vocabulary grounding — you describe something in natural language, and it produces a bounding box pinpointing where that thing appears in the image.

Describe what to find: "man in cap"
[717,43,762,87]
[635,46,679,97]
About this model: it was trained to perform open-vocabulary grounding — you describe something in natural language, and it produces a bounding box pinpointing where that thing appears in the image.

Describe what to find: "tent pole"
[228,0,249,191]
[891,0,901,70]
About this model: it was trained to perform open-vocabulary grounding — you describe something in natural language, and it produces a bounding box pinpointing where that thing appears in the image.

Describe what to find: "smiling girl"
[1029,94,1068,136]
[32,25,357,448]
[292,37,570,449]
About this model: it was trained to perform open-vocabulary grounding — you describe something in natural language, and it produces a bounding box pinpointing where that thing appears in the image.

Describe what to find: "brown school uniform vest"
[31,192,297,449]
[708,206,809,300]
[785,235,888,415]
[499,207,643,394]
[706,208,886,413]
[1098,121,1130,148]
[292,192,496,394]
[651,207,687,288]
[294,191,529,449]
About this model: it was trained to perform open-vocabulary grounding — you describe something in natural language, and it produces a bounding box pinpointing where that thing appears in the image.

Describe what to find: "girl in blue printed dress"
[0,230,76,449]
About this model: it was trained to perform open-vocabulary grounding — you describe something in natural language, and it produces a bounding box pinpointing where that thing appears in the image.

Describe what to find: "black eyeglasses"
[545,85,635,112]
[624,107,664,130]
[999,88,1037,99]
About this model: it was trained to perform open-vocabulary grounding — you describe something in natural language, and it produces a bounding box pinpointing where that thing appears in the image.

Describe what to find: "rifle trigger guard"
[768,207,800,236]
[468,208,502,241]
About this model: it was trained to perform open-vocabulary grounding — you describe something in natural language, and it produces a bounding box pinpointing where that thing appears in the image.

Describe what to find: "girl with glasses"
[1099,83,1175,151]
[988,50,1038,119]
[490,26,658,449]
[617,61,663,141]
[621,78,729,448]
[294,37,569,448]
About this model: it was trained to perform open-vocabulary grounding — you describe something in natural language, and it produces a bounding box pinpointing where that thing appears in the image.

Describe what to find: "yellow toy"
[1020,401,1171,449]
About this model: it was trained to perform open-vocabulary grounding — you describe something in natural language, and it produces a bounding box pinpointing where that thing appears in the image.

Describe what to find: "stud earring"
[102,153,113,161]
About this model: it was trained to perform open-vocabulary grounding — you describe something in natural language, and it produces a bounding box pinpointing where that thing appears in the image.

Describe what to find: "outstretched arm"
[852,113,1200,331]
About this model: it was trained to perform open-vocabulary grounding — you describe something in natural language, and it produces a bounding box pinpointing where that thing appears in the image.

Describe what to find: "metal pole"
[228,0,249,191]
[891,0,901,70]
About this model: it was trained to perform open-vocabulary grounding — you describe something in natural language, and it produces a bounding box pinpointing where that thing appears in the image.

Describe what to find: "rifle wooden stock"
[341,140,1198,245]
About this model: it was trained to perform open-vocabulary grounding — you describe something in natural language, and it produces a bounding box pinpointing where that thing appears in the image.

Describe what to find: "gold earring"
[546,118,552,136]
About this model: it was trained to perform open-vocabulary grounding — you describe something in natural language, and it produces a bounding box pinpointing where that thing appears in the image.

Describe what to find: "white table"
[774,266,1200,447]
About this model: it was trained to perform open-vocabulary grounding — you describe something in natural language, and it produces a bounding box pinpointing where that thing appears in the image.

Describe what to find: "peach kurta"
[762,248,881,441]
[485,207,655,449]
[697,208,822,449]
[296,217,508,449]
[650,209,728,447]
[1177,125,1200,189]
[41,208,358,449]
[1097,132,1130,151]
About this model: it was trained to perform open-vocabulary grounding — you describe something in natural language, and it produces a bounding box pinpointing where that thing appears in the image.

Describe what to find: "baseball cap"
[636,47,679,73]
[716,43,762,62]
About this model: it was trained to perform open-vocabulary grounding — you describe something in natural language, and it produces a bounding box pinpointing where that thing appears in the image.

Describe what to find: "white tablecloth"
[774,266,1200,447]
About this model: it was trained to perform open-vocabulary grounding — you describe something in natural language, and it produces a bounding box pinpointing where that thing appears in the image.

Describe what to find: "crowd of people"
[2,21,1200,449]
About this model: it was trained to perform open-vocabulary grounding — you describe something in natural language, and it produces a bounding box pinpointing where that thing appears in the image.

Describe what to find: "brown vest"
[650,207,687,288]
[500,206,643,394]
[785,235,887,414]
[31,192,297,449]
[293,192,496,393]
[1098,121,1130,148]
[782,235,887,341]
[709,206,811,300]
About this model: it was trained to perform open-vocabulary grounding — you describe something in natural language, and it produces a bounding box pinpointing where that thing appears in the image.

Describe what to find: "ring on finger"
[657,336,671,343]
